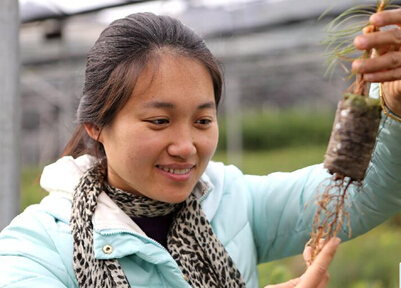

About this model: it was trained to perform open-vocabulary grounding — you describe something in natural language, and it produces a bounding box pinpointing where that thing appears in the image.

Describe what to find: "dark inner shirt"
[131,213,175,250]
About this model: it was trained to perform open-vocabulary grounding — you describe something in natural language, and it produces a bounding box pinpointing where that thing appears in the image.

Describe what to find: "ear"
[84,123,102,142]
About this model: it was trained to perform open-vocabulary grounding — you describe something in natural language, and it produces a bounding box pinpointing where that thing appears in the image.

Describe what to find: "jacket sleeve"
[0,206,75,287]
[244,114,401,264]
[0,256,68,288]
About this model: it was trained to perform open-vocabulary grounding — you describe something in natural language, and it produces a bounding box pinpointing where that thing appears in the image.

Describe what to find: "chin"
[161,191,191,204]
[166,196,190,204]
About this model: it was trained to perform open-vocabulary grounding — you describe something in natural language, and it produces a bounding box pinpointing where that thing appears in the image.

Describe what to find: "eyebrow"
[197,102,216,110]
[143,101,215,110]
[144,101,175,109]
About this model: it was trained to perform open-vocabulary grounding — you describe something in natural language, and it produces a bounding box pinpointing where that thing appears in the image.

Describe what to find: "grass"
[256,222,401,288]
[21,166,46,210]
[217,109,334,152]
[212,144,326,175]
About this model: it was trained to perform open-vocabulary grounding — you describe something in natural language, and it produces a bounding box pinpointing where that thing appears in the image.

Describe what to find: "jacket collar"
[39,155,223,224]
[93,192,146,235]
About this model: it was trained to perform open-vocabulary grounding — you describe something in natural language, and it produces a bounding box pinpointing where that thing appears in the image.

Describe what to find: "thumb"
[264,278,301,288]
[297,237,341,288]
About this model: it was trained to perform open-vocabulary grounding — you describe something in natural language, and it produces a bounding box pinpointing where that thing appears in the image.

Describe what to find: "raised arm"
[245,109,401,263]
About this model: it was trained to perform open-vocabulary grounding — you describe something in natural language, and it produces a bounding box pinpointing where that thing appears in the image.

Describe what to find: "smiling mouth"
[156,165,194,175]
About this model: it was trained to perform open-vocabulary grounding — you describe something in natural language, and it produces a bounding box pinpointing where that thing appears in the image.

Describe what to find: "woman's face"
[98,54,219,203]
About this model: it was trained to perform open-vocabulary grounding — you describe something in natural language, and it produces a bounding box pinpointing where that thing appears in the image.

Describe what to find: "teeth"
[160,166,191,175]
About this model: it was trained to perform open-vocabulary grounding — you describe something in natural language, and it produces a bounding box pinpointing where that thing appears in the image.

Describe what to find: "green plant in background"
[213,145,326,175]
[327,223,401,288]
[21,166,45,210]
[256,205,401,288]
[258,263,295,286]
[217,109,334,152]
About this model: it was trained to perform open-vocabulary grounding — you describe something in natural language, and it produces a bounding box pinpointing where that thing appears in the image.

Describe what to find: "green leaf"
[320,1,395,80]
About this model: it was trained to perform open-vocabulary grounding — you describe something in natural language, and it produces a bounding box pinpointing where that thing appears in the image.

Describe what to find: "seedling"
[308,0,396,260]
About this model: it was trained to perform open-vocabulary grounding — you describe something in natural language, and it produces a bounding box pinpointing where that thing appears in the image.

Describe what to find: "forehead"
[130,53,215,105]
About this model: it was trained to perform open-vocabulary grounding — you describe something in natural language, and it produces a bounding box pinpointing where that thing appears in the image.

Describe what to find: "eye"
[195,118,213,128]
[145,118,170,125]
[196,119,211,124]
[152,119,170,125]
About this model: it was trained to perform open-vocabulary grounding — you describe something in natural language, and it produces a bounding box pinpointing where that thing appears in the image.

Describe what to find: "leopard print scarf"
[70,164,246,288]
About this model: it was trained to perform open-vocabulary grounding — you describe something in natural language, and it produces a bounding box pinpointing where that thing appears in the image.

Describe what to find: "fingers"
[302,239,329,288]
[303,238,325,267]
[370,9,401,28]
[265,238,340,288]
[303,246,313,268]
[264,278,301,288]
[354,28,401,51]
[353,9,401,53]
[351,9,401,83]
[352,29,401,82]
[316,271,330,288]
[296,237,341,288]
[300,263,330,288]
[352,52,401,82]
[352,50,401,75]
[362,67,401,83]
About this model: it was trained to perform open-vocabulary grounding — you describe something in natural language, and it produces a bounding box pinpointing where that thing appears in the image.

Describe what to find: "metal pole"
[0,0,20,230]
[225,76,243,168]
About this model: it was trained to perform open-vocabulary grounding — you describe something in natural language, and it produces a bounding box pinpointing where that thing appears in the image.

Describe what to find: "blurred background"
[2,0,401,287]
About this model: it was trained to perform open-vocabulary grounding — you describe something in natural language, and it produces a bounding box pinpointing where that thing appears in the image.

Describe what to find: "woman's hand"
[352,9,401,116]
[264,237,341,288]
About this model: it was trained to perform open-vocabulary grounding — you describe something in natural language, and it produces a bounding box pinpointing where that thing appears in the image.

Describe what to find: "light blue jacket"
[0,113,400,288]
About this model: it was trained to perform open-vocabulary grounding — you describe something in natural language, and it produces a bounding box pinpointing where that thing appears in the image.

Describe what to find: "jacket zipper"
[102,229,170,255]
[100,185,213,285]
[101,229,191,286]
[101,183,211,255]
[199,184,212,203]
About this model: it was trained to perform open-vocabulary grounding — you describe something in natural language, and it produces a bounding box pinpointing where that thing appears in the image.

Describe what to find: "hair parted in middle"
[61,12,224,159]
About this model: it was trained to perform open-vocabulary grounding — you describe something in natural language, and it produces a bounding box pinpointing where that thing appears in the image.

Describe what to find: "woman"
[0,10,400,288]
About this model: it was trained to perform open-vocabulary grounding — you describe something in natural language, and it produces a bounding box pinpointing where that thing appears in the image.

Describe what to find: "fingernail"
[370,14,381,26]
[333,237,341,246]
[354,36,367,49]
[352,60,362,72]
[364,73,374,81]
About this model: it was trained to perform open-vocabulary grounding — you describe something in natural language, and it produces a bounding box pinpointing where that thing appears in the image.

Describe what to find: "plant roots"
[308,174,360,261]
[309,94,381,262]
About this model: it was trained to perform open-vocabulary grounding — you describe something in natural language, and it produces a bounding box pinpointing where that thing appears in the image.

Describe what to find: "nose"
[167,128,197,159]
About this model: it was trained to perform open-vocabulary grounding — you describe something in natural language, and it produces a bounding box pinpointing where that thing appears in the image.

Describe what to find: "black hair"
[60,12,223,159]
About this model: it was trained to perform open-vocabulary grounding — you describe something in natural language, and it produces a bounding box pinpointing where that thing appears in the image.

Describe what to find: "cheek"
[102,125,147,167]
[199,127,219,158]
[123,131,167,165]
